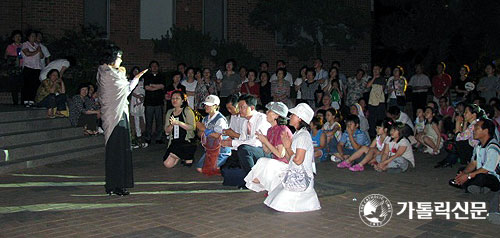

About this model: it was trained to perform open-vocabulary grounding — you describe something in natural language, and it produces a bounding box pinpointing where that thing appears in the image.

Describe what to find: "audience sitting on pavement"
[338,118,394,172]
[221,94,272,176]
[350,103,370,138]
[416,107,442,155]
[330,115,370,162]
[196,95,231,172]
[310,116,327,162]
[373,122,415,173]
[163,91,197,168]
[449,118,500,194]
[263,103,321,212]
[35,69,67,118]
[244,102,293,192]
[436,104,483,168]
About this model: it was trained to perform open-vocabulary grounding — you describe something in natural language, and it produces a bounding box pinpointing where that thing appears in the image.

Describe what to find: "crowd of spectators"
[4,29,500,213]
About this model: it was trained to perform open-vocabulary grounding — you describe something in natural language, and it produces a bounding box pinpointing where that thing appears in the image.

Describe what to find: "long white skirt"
[264,177,321,213]
[244,158,288,193]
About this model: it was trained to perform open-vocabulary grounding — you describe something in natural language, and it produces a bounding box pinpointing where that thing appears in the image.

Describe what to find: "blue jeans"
[37,93,67,110]
[237,144,271,174]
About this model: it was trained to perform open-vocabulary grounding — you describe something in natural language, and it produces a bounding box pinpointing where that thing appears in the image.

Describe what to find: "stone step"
[1,135,104,162]
[0,145,104,174]
[0,117,71,135]
[0,126,81,147]
[0,107,48,123]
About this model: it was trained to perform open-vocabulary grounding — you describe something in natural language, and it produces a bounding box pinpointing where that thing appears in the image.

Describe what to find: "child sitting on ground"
[323,108,342,152]
[414,108,426,134]
[374,122,415,173]
[337,118,394,171]
[416,107,442,155]
[330,115,370,162]
[310,116,327,161]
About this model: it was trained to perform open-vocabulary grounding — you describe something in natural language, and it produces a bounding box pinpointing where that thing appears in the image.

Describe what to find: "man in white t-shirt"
[408,64,431,117]
[36,31,51,69]
[39,59,71,81]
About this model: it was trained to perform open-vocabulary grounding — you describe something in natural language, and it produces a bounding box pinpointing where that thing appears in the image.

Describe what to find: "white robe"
[263,128,321,212]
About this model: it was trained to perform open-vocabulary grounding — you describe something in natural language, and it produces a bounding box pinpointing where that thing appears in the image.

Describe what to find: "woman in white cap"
[244,102,293,192]
[195,95,232,173]
[264,103,321,212]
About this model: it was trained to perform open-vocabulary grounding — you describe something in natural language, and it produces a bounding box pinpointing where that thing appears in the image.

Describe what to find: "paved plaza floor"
[0,143,498,238]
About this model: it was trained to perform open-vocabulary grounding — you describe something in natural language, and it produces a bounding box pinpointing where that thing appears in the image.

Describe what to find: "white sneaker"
[97,127,104,134]
[330,155,342,162]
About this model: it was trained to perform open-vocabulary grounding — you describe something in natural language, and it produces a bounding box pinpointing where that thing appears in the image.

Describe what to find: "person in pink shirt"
[4,30,23,105]
[439,96,455,118]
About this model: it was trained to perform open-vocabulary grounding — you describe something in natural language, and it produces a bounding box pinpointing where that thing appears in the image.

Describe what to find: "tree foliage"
[375,0,500,75]
[152,26,213,67]
[48,25,113,95]
[249,0,370,60]
[153,27,260,69]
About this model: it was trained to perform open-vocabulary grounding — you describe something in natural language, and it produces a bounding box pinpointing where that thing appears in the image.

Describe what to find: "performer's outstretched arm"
[128,69,148,94]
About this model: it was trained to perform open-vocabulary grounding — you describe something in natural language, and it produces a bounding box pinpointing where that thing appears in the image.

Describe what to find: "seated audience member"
[414,108,426,134]
[449,118,500,194]
[271,68,291,105]
[374,122,415,173]
[69,83,99,135]
[240,69,260,100]
[439,96,455,118]
[436,104,483,168]
[416,107,442,155]
[310,116,327,161]
[244,102,293,192]
[387,106,415,133]
[316,94,333,112]
[351,103,370,138]
[38,58,71,82]
[338,118,393,171]
[224,94,242,129]
[196,95,232,172]
[323,108,342,155]
[316,109,326,122]
[221,94,272,175]
[35,69,67,118]
[330,115,370,162]
[264,103,321,212]
[163,91,197,168]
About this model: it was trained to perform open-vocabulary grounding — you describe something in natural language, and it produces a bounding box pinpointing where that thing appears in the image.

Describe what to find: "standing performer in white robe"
[97,47,147,196]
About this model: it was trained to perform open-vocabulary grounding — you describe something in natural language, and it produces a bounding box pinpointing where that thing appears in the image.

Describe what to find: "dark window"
[140,0,175,39]
[84,0,109,38]
[203,0,226,41]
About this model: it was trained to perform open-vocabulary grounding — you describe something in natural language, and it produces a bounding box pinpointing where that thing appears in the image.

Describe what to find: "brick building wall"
[0,0,371,77]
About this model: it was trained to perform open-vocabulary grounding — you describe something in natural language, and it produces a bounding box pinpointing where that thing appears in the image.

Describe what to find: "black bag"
[220,154,245,187]
[221,167,246,187]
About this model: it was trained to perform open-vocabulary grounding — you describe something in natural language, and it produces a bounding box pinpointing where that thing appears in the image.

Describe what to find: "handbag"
[281,159,312,192]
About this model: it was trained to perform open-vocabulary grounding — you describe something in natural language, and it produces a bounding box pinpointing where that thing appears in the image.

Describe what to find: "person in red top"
[432,62,452,104]
[439,96,455,118]
[240,69,260,99]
